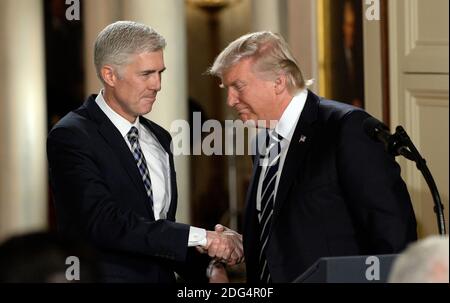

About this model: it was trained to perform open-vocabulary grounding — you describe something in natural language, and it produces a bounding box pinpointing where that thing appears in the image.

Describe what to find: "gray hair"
[94,21,166,83]
[209,31,311,94]
[388,236,449,283]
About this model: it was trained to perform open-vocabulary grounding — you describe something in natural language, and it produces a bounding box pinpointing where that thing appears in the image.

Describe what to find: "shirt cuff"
[188,226,207,247]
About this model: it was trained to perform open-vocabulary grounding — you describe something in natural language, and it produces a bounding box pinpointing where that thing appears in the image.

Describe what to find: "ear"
[274,74,287,95]
[101,65,118,87]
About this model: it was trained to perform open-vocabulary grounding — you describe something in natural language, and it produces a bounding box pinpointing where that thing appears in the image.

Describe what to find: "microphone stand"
[391,126,446,235]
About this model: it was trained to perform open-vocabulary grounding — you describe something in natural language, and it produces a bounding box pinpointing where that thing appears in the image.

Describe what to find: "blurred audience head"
[389,235,449,283]
[0,231,100,283]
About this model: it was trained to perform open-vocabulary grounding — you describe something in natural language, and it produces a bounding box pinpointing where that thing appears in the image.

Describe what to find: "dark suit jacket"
[47,95,207,282]
[243,91,417,283]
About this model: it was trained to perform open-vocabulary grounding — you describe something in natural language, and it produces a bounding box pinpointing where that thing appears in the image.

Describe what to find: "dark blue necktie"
[127,127,154,208]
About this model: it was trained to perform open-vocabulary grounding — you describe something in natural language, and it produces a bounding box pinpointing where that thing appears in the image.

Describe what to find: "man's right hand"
[196,225,244,266]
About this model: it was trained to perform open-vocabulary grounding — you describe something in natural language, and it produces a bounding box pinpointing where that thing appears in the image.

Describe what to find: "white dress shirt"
[256,89,308,212]
[95,91,206,246]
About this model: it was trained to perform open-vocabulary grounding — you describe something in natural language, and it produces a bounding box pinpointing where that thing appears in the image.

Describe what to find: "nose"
[227,88,238,107]
[148,73,161,92]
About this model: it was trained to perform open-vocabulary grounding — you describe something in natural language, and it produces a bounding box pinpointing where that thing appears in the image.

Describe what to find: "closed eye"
[140,67,166,76]
[234,84,245,92]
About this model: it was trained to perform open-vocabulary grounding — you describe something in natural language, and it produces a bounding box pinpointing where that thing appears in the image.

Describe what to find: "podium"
[293,254,398,283]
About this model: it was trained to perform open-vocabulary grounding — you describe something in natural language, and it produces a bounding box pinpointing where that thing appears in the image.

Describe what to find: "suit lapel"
[85,97,153,219]
[271,91,320,230]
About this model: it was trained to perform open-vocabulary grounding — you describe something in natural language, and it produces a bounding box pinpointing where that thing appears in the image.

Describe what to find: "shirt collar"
[275,89,308,142]
[95,90,140,138]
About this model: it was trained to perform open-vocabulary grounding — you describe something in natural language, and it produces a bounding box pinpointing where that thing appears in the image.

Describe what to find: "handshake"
[196,224,244,266]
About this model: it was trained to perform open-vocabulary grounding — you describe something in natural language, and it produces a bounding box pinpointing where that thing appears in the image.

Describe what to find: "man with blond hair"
[209,31,417,283]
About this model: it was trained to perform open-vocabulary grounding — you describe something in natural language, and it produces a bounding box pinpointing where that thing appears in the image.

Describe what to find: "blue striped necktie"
[258,130,283,283]
[127,126,154,208]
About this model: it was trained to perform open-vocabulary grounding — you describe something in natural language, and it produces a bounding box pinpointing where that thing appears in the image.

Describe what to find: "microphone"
[363,116,414,160]
[363,117,446,235]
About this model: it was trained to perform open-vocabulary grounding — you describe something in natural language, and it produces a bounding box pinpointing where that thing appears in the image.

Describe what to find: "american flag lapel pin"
[299,135,307,143]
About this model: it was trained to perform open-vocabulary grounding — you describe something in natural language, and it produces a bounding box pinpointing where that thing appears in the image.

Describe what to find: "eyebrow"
[140,67,166,74]
[221,79,244,89]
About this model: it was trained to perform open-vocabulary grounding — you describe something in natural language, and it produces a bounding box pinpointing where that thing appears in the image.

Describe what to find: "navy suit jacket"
[47,95,207,282]
[243,91,417,282]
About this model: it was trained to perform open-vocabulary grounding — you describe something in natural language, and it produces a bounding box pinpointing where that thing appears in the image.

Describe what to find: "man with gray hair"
[209,31,417,283]
[47,21,242,282]
[389,236,449,283]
